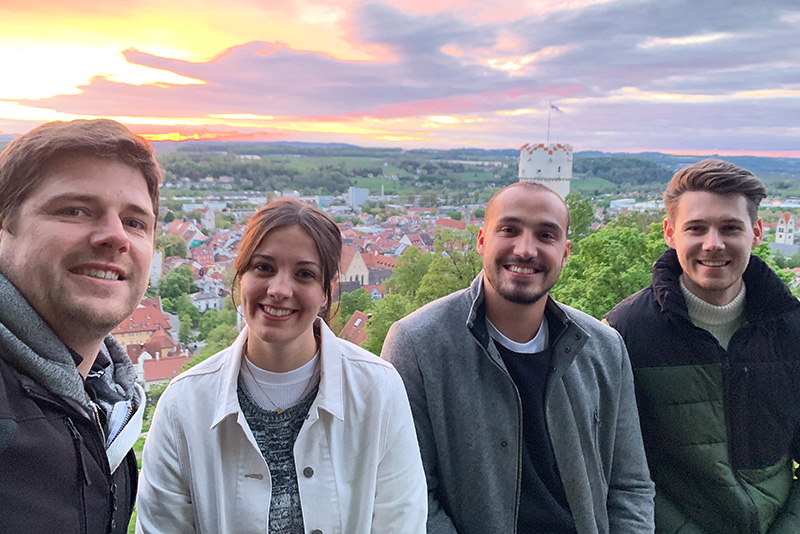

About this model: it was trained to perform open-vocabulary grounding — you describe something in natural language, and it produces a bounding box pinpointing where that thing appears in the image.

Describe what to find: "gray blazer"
[382,275,654,534]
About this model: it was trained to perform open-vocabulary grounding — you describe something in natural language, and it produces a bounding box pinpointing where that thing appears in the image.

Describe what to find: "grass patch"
[570,177,618,195]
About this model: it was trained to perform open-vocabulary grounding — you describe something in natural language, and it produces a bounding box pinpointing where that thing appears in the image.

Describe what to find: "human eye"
[297,269,318,281]
[59,206,89,218]
[252,262,274,274]
[124,218,147,231]
[497,225,517,235]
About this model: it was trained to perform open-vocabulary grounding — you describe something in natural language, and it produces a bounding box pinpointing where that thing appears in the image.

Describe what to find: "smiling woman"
[137,198,427,533]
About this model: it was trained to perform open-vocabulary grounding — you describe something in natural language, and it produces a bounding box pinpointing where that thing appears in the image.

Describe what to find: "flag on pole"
[550,103,563,113]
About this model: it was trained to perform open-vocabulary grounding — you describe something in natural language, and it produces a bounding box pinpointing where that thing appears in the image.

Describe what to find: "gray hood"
[0,271,136,420]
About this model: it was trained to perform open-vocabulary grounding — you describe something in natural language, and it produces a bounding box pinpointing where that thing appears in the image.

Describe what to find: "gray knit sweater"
[237,379,319,534]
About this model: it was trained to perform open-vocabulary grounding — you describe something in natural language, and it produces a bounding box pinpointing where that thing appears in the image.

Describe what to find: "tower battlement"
[518,142,573,198]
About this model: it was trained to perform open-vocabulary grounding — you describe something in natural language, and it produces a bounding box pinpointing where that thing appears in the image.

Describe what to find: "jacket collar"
[651,248,799,322]
[464,273,587,371]
[211,318,345,428]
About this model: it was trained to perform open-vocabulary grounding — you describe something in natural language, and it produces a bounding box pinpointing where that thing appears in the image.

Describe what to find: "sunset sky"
[1,0,798,156]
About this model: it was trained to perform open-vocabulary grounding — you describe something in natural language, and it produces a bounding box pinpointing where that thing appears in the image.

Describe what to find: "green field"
[570,177,618,195]
[277,156,415,176]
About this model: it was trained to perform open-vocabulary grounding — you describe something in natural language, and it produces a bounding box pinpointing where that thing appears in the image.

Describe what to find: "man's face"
[478,187,570,306]
[0,155,155,352]
[664,190,761,306]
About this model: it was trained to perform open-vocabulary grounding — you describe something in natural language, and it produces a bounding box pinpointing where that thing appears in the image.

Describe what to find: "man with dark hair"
[383,181,654,533]
[0,119,161,533]
[606,159,800,533]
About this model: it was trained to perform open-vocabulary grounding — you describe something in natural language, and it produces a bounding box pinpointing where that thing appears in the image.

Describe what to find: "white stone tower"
[518,143,573,198]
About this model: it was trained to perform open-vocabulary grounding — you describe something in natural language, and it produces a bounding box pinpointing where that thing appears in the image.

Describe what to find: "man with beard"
[0,119,160,533]
[382,182,654,534]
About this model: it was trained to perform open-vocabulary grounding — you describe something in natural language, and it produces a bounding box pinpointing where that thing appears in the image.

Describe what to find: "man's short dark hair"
[0,119,162,231]
[664,159,766,224]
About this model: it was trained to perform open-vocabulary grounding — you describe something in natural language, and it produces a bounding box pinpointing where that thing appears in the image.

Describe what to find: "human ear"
[664,219,676,248]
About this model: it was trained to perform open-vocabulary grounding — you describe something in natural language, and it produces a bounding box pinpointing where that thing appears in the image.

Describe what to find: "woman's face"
[239,225,326,363]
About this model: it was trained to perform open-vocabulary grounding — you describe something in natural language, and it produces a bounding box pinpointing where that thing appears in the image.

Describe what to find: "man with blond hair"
[606,159,800,533]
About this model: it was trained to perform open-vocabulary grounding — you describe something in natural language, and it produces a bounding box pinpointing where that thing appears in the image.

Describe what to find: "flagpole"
[546,100,552,146]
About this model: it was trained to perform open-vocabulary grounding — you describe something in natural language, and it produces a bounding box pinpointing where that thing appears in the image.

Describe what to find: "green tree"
[614,210,666,233]
[414,226,482,307]
[419,191,439,208]
[361,294,413,355]
[385,247,434,299]
[158,266,196,299]
[198,310,221,340]
[564,191,594,245]
[197,305,238,340]
[445,210,462,221]
[473,208,486,219]
[551,222,667,319]
[173,293,200,325]
[155,234,188,258]
[178,313,195,344]
[338,288,375,325]
[163,211,175,223]
[752,242,793,285]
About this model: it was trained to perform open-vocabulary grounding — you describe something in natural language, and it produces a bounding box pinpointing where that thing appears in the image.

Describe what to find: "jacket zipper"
[718,342,760,534]
[91,402,107,445]
[483,342,523,534]
[90,401,121,533]
[28,388,117,533]
[64,416,89,534]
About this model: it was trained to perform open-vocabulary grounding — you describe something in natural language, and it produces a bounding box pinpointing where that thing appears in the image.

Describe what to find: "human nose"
[513,231,537,259]
[89,214,130,253]
[266,270,292,300]
[702,228,724,250]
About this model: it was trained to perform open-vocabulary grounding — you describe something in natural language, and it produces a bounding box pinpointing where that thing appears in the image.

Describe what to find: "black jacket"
[0,355,138,534]
[0,272,139,534]
[606,249,800,534]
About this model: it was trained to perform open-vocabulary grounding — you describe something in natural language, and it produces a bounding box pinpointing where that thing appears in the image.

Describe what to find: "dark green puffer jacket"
[606,249,800,534]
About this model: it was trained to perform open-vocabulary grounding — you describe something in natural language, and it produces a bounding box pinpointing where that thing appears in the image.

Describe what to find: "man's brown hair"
[663,159,766,224]
[0,119,162,231]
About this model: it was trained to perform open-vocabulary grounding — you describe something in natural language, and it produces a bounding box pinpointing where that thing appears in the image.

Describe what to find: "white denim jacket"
[136,320,426,534]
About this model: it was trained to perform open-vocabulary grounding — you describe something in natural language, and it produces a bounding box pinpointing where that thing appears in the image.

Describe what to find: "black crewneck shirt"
[496,341,576,533]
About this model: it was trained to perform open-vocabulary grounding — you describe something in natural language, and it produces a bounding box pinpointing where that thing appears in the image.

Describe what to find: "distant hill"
[575,151,800,180]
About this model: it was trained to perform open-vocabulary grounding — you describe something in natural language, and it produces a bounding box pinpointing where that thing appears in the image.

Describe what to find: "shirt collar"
[68,346,112,377]
[211,319,345,428]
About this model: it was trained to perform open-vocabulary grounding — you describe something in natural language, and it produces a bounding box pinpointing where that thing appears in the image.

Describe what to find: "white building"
[348,186,370,208]
[776,213,795,245]
[518,143,573,198]
[149,250,163,289]
[191,291,224,313]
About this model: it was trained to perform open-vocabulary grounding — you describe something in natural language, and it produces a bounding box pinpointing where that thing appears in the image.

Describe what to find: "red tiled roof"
[339,310,369,346]
[113,305,171,335]
[362,253,396,270]
[341,244,357,273]
[436,217,467,230]
[143,356,192,382]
